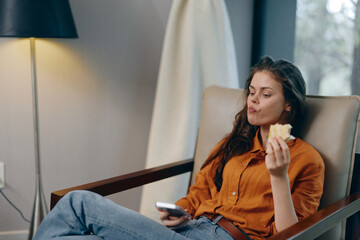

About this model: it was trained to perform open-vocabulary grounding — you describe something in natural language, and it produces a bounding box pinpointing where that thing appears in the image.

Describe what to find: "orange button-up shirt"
[176,134,325,239]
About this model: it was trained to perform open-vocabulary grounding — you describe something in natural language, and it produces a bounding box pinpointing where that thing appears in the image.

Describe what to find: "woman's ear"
[284,103,291,112]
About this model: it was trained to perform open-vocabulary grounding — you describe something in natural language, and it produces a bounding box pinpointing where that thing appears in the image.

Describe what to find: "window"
[294,0,359,96]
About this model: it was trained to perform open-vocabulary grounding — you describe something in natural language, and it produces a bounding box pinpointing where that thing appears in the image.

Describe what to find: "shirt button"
[243,164,246,167]
[232,191,236,196]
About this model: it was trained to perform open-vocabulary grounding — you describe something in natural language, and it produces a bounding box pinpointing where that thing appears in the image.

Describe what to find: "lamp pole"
[0,1,77,238]
[28,37,48,240]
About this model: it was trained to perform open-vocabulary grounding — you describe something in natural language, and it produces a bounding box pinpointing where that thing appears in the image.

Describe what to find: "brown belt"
[203,213,249,240]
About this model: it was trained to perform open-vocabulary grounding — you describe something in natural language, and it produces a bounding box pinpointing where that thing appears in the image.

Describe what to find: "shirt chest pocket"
[222,159,272,199]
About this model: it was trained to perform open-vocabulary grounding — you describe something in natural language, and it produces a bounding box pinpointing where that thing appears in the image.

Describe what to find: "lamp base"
[28,176,48,240]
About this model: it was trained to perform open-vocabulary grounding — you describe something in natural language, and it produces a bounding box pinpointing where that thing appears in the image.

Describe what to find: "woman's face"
[247,71,290,127]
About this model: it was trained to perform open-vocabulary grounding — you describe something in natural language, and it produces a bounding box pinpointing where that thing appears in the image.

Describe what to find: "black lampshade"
[0,0,77,38]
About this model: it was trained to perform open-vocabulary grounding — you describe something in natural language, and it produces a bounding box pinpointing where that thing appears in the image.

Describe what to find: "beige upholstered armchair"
[51,86,360,240]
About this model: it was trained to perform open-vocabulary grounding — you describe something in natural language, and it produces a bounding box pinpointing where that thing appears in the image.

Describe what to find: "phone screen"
[155,202,191,218]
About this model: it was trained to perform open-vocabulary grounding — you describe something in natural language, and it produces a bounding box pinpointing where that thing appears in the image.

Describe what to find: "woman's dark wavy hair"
[202,56,307,191]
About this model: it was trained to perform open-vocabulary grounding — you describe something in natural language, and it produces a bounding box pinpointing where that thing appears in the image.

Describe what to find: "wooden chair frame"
[50,153,360,240]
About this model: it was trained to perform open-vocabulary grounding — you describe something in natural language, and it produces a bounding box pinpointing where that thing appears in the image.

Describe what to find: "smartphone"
[155,202,191,218]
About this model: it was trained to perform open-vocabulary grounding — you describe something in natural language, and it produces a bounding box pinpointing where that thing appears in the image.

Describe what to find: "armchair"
[51,86,360,240]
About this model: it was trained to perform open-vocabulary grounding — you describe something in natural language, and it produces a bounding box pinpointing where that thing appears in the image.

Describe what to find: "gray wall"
[226,0,254,86]
[0,0,253,234]
[251,0,297,64]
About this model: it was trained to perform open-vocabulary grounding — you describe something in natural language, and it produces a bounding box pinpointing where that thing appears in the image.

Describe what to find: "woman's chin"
[248,119,260,126]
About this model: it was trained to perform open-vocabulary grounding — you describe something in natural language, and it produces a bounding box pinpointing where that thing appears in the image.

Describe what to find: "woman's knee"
[63,190,92,200]
[58,190,100,208]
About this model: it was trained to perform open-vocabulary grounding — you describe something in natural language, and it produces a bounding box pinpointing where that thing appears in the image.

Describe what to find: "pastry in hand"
[268,123,295,142]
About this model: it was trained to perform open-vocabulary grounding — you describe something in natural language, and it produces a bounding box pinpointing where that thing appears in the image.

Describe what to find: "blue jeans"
[33,190,234,240]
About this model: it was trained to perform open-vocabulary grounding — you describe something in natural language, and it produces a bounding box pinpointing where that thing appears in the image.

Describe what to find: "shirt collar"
[250,129,263,153]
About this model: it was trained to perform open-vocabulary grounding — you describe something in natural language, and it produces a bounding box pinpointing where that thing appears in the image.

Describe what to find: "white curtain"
[139,0,239,220]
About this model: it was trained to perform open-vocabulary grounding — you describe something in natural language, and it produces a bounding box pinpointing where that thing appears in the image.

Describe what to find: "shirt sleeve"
[175,140,224,216]
[290,149,325,221]
[175,164,213,216]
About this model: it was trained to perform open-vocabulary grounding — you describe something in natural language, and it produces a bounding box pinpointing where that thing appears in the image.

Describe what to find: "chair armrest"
[269,193,360,240]
[50,158,194,210]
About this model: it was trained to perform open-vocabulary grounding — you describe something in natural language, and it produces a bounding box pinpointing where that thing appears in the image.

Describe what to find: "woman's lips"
[248,107,257,113]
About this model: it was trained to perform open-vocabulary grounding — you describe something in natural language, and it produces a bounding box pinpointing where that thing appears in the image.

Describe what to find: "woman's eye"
[249,92,255,96]
[263,94,271,97]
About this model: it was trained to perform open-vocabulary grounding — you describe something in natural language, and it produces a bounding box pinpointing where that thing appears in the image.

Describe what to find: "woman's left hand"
[265,136,290,177]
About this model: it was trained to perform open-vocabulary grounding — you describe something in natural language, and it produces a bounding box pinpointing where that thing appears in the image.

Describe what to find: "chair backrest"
[192,86,360,239]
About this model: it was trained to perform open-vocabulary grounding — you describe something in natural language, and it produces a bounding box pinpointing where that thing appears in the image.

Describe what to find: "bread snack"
[268,123,295,142]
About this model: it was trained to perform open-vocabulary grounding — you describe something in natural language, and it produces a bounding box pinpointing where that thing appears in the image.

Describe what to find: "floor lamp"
[0,1,78,239]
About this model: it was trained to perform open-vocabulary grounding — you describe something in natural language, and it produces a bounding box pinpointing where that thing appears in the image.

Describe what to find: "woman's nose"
[250,94,259,103]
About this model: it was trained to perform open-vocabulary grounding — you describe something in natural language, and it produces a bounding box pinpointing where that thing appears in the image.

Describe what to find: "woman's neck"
[260,126,270,149]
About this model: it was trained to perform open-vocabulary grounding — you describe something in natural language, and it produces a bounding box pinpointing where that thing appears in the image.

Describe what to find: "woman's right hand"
[159,210,190,229]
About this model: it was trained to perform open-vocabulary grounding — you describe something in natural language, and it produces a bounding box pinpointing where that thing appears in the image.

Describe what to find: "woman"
[34,56,324,240]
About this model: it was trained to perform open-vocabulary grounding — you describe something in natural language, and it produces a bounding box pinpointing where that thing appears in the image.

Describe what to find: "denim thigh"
[177,217,234,240]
